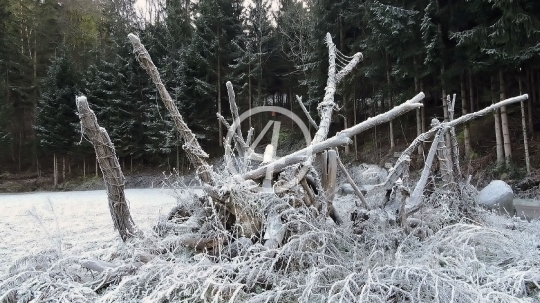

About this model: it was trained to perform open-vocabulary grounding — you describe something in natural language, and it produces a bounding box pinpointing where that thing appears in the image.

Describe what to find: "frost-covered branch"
[336,153,368,209]
[128,33,213,184]
[406,128,445,214]
[296,95,318,129]
[76,96,138,242]
[242,92,425,180]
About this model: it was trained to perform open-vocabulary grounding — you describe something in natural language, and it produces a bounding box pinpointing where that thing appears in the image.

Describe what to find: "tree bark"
[414,70,423,160]
[499,70,512,165]
[62,156,65,183]
[217,28,223,147]
[519,77,531,174]
[461,73,472,158]
[441,65,451,150]
[387,53,395,150]
[76,96,138,242]
[248,61,252,130]
[353,88,358,160]
[527,69,534,134]
[53,154,57,189]
[492,76,504,164]
[468,72,474,113]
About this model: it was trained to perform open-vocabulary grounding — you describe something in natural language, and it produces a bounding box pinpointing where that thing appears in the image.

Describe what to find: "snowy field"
[0,189,190,273]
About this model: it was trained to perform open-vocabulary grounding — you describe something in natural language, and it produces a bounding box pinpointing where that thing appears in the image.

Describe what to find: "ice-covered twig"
[296,95,318,129]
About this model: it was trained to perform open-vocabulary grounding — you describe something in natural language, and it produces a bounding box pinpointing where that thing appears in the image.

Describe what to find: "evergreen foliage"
[35,47,79,157]
[1,0,539,175]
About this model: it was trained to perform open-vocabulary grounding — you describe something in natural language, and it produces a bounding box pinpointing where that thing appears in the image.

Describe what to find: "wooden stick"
[406,128,445,215]
[336,153,369,209]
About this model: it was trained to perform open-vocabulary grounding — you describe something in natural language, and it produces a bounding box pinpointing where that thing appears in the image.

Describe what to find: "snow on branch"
[243,92,425,180]
[76,96,138,242]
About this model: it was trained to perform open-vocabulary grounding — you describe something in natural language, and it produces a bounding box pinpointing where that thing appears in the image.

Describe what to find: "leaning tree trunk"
[128,33,213,184]
[76,96,138,242]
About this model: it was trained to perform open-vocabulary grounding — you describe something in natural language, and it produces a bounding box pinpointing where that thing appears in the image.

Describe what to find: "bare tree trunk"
[468,72,474,113]
[83,157,86,178]
[341,113,349,154]
[248,62,252,129]
[461,73,472,158]
[53,154,57,189]
[532,70,537,106]
[353,88,358,160]
[414,72,423,160]
[499,70,512,165]
[420,81,426,151]
[492,76,504,164]
[217,34,223,147]
[519,77,531,174]
[62,156,65,183]
[76,96,138,242]
[441,65,451,149]
[527,69,534,134]
[95,157,98,177]
[387,53,395,150]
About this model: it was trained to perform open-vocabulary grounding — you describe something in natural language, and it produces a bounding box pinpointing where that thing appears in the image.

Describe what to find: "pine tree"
[232,0,275,130]
[188,0,244,148]
[35,46,79,186]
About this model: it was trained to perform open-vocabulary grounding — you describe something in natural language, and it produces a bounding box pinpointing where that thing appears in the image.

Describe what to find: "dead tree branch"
[336,152,369,209]
[76,96,138,242]
[243,92,425,181]
[128,33,213,184]
[296,95,318,129]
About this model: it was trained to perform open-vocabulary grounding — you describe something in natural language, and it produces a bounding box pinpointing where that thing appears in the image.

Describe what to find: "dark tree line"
[0,0,539,181]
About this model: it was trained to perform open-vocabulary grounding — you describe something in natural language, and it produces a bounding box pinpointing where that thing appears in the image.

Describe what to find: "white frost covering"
[350,163,388,186]
[2,187,540,302]
[478,180,514,214]
[0,189,178,272]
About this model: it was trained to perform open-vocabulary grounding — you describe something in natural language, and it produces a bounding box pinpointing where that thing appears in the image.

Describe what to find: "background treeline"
[1,0,539,181]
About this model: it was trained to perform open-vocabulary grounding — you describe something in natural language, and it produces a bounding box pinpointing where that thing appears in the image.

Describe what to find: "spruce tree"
[35,46,79,184]
[187,0,244,148]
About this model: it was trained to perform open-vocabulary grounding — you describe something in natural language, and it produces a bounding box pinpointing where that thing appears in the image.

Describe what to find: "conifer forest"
[2,0,540,302]
[1,0,539,179]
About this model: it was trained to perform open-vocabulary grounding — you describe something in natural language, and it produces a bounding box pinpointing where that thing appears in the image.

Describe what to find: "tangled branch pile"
[1,33,538,303]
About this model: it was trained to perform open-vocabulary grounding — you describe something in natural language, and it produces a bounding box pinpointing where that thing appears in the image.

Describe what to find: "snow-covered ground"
[0,189,192,273]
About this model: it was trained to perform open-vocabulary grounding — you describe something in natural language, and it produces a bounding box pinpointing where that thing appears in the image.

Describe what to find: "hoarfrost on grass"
[1,184,540,302]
